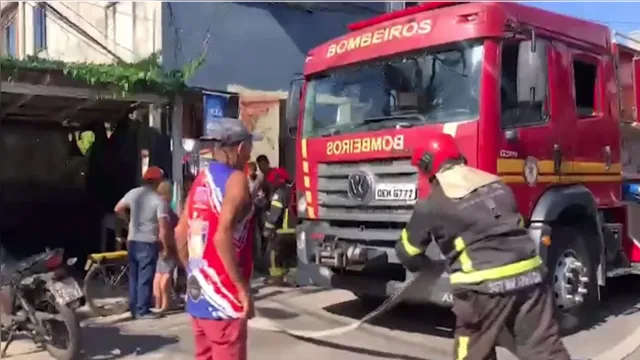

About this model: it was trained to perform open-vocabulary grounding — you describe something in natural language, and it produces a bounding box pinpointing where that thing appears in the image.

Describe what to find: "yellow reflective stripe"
[269,250,286,277]
[276,209,295,233]
[283,209,289,231]
[276,229,296,234]
[454,237,474,273]
[264,222,275,229]
[271,201,283,208]
[450,256,543,284]
[456,336,469,360]
[401,228,422,256]
[518,214,525,228]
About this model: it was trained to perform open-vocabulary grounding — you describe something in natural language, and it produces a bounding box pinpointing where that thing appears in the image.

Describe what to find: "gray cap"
[200,117,263,145]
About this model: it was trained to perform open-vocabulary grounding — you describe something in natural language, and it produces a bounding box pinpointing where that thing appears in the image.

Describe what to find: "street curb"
[592,326,640,360]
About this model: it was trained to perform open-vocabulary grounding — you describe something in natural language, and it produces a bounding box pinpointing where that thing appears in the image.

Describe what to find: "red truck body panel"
[295,2,640,265]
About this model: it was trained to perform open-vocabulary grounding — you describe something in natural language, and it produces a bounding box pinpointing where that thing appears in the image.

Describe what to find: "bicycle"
[83,250,130,317]
[83,247,187,317]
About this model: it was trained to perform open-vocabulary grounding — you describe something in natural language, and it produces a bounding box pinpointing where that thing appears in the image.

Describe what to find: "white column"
[18,1,26,58]
[171,96,185,213]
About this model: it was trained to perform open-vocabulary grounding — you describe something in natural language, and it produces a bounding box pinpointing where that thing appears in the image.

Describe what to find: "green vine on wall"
[0,51,205,97]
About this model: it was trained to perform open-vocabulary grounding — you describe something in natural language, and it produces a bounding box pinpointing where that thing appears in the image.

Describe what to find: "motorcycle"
[0,248,83,360]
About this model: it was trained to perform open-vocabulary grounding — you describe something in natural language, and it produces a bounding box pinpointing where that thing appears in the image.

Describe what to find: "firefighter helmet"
[411,133,463,178]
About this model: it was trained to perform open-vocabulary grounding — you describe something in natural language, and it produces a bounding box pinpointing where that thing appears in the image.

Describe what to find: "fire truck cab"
[285,2,640,330]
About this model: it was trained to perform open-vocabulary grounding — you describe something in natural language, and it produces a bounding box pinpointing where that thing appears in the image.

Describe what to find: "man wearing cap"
[175,117,261,360]
[114,166,171,320]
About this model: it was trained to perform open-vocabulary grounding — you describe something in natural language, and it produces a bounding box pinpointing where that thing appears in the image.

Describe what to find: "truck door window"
[572,58,599,118]
[500,40,549,128]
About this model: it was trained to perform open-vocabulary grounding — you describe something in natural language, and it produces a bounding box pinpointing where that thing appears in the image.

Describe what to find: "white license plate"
[375,183,417,201]
[49,278,83,305]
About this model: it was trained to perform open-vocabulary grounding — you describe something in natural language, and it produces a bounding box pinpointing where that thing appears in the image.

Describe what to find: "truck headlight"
[297,196,307,213]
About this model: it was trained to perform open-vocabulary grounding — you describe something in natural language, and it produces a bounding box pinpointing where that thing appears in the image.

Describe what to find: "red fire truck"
[285,2,640,330]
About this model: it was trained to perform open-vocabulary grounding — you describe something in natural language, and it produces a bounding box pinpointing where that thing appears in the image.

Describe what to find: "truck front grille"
[316,158,417,244]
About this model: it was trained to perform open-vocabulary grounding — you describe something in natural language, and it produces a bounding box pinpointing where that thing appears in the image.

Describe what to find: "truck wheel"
[547,225,599,333]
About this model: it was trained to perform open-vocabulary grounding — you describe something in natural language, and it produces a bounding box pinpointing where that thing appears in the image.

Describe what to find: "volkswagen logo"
[347,170,373,201]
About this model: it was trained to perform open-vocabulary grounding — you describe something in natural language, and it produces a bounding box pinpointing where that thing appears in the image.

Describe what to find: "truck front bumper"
[295,220,454,306]
[295,263,454,307]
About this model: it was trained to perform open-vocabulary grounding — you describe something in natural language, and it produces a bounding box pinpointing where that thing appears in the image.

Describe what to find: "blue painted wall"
[162,2,386,92]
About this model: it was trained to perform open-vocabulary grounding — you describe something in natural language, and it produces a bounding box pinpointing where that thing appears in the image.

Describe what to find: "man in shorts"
[176,117,259,360]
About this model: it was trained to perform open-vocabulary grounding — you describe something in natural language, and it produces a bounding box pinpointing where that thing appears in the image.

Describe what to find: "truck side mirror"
[517,40,548,110]
[530,28,536,53]
[285,76,304,138]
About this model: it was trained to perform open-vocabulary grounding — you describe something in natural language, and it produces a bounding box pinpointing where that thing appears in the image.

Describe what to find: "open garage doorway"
[0,68,169,263]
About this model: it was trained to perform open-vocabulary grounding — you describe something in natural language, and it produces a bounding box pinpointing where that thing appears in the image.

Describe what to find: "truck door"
[497,39,572,215]
[571,49,621,207]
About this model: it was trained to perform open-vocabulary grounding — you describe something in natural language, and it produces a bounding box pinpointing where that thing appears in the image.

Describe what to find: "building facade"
[161,2,406,170]
[1,1,161,63]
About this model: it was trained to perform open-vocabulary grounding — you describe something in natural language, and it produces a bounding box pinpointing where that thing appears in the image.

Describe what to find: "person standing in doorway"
[153,180,179,313]
[175,117,260,360]
[114,166,170,320]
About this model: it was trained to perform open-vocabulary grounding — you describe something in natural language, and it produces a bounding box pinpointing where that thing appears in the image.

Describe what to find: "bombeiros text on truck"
[284,2,640,330]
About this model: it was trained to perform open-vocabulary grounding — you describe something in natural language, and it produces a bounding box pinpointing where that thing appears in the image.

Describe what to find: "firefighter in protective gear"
[395,133,571,360]
[262,177,297,286]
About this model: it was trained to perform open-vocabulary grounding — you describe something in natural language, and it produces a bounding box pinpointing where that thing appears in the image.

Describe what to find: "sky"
[526,1,640,34]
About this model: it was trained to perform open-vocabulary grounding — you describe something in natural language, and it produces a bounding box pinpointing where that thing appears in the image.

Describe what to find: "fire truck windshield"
[302,41,483,138]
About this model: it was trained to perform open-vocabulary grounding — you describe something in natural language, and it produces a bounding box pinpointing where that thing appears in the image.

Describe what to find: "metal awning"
[0,67,169,127]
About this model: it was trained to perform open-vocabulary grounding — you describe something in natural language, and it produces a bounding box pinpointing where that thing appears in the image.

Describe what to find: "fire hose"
[248,269,441,339]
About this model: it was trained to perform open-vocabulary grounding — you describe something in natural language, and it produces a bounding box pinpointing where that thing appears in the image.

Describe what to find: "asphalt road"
[4,275,640,360]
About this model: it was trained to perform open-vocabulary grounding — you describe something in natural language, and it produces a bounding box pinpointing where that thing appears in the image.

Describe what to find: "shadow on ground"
[253,285,326,302]
[293,336,443,360]
[81,325,179,359]
[323,276,640,339]
[255,306,300,320]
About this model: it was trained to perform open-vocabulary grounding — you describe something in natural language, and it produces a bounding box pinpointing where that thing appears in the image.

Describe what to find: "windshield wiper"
[357,113,426,124]
[319,128,341,137]
[316,114,425,137]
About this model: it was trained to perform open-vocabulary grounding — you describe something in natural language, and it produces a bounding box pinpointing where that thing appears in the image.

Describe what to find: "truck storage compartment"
[616,42,639,124]
[620,40,640,182]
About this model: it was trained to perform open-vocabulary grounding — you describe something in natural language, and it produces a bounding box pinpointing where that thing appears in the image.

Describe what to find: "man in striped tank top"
[176,117,262,360]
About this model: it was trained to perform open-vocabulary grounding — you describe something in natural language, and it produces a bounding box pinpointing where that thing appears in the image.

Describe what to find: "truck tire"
[546,225,599,334]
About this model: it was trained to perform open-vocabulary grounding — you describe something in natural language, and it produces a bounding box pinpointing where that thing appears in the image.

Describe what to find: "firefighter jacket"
[395,167,544,293]
[263,183,297,235]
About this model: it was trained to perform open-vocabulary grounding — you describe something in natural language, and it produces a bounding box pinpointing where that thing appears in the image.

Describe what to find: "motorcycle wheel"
[42,300,82,360]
